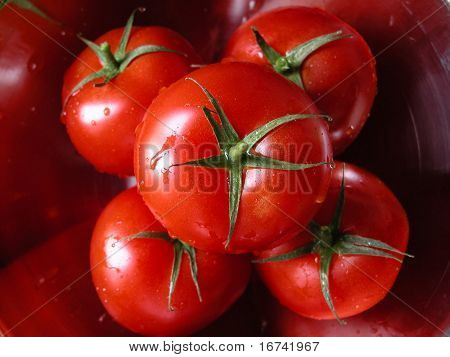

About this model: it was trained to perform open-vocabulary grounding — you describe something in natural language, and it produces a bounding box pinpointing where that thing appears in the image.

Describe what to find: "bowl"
[0,0,448,336]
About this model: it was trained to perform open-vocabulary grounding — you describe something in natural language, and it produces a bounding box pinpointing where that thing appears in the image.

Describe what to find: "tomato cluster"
[3,2,412,336]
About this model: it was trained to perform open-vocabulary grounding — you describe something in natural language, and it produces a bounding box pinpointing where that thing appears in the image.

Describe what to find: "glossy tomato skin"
[0,221,132,337]
[62,26,201,177]
[255,161,409,320]
[0,0,139,264]
[90,187,251,336]
[135,62,332,254]
[223,7,377,155]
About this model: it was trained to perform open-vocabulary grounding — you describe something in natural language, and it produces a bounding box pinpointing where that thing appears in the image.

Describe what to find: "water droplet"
[102,287,107,292]
[103,107,110,116]
[345,125,355,137]
[30,106,36,112]
[329,162,336,169]
[38,277,45,285]
[138,6,146,12]
[60,30,66,36]
[91,120,96,126]
[98,313,106,323]
[27,55,43,72]
[314,257,319,263]
[248,0,256,10]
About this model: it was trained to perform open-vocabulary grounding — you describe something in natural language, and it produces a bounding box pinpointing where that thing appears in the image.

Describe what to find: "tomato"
[0,0,142,263]
[254,161,410,321]
[135,62,332,254]
[223,7,377,154]
[61,11,201,177]
[90,187,251,336]
[0,221,132,336]
[261,285,448,337]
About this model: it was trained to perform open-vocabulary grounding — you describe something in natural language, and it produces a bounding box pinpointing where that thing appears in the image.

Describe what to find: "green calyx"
[254,165,413,324]
[1,0,59,23]
[172,77,331,249]
[66,9,187,102]
[121,231,202,311]
[251,26,352,89]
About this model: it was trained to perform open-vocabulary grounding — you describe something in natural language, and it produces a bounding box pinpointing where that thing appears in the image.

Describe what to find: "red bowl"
[0,0,448,336]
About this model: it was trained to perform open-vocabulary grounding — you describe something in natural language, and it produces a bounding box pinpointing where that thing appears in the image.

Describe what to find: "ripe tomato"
[261,286,447,337]
[223,7,377,154]
[61,11,201,177]
[255,161,410,321]
[135,62,332,254]
[0,221,132,337]
[90,187,251,336]
[0,0,140,263]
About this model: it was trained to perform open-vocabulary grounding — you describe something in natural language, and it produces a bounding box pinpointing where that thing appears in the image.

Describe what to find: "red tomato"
[223,7,377,154]
[261,287,448,337]
[90,187,251,336]
[255,161,409,320]
[0,0,140,263]
[61,12,201,177]
[135,62,332,254]
[0,221,132,337]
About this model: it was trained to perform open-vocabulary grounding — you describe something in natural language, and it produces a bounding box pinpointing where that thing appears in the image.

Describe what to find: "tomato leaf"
[183,243,203,302]
[168,242,184,311]
[171,154,228,169]
[335,241,403,263]
[253,27,351,90]
[330,164,346,234]
[242,113,331,150]
[175,79,329,249]
[226,163,243,248]
[3,0,59,24]
[125,231,172,243]
[319,247,345,324]
[245,154,328,171]
[251,27,283,66]
[285,30,351,68]
[186,77,239,143]
[119,45,184,72]
[66,10,185,103]
[253,242,315,263]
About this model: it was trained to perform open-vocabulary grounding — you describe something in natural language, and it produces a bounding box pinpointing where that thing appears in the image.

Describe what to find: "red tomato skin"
[223,7,377,155]
[0,0,137,263]
[90,188,251,336]
[62,26,201,177]
[134,62,332,254]
[255,161,409,320]
[0,221,132,337]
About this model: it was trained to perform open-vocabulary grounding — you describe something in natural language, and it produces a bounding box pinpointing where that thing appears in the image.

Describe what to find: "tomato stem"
[252,27,352,89]
[254,165,413,324]
[172,78,331,249]
[65,9,186,103]
[113,231,203,311]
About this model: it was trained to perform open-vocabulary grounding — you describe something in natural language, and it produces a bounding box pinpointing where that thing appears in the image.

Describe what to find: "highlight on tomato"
[254,161,411,322]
